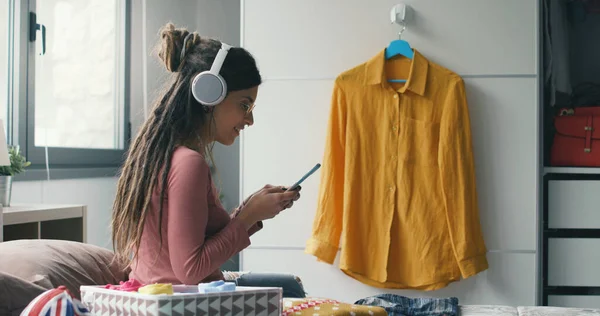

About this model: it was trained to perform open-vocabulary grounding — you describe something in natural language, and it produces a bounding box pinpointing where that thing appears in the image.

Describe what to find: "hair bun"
[157,22,199,72]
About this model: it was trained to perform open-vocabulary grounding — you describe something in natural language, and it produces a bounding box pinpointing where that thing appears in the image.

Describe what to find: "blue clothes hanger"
[385,24,413,83]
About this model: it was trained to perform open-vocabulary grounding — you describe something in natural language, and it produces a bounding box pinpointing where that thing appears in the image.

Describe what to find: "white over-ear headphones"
[191,42,232,106]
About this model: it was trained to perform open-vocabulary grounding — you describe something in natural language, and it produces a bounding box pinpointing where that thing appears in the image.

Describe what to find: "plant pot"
[0,175,12,207]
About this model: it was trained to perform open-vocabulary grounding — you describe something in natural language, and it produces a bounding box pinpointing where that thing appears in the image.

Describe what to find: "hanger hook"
[390,4,409,40]
[398,23,406,40]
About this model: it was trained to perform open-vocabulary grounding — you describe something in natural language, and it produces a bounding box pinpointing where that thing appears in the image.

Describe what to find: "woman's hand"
[237,184,301,229]
[282,186,301,209]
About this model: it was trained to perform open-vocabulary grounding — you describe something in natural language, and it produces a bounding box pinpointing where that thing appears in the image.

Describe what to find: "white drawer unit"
[541,174,600,305]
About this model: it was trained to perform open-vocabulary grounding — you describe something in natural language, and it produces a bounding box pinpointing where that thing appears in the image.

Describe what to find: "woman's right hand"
[237,185,301,229]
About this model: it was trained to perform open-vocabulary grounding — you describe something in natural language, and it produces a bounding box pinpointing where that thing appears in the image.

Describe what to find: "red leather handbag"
[551,106,600,166]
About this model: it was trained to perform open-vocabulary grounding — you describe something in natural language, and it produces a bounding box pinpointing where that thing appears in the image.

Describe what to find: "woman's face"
[210,86,258,146]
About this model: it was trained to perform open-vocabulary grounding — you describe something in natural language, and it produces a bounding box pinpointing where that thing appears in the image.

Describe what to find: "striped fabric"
[20,285,92,316]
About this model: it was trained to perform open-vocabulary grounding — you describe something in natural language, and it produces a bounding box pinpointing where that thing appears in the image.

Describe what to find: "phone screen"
[287,163,321,191]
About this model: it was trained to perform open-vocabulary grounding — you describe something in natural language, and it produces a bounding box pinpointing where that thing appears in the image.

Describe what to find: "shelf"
[2,204,85,226]
[544,167,600,174]
[1,204,87,243]
[544,286,600,296]
[544,228,600,238]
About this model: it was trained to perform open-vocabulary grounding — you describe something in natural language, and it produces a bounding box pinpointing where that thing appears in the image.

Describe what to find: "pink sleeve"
[167,152,251,285]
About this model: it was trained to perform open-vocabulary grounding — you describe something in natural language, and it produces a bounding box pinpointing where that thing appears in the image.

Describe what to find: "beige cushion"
[0,239,129,300]
[0,271,46,316]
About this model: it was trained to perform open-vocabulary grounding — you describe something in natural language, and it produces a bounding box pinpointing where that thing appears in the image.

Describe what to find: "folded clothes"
[355,294,459,316]
[138,283,174,295]
[104,279,144,292]
[198,280,236,293]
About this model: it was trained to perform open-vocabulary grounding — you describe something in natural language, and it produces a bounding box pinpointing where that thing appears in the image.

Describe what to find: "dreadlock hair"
[110,22,262,269]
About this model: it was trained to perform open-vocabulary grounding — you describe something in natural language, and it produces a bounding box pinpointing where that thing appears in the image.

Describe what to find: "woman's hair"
[110,22,262,269]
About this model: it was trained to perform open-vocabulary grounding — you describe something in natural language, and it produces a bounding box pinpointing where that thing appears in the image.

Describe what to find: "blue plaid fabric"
[354,294,459,316]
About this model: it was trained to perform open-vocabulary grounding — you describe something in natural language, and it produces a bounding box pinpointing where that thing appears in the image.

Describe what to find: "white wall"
[240,0,539,306]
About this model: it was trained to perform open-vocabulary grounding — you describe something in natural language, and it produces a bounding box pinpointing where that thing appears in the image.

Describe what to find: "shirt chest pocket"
[397,117,440,166]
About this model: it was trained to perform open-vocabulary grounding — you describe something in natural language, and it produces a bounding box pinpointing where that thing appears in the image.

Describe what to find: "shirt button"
[392,125,398,132]
[389,186,394,191]
[391,155,397,160]
[393,94,398,99]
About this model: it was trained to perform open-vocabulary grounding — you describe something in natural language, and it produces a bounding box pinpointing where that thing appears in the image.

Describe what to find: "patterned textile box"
[80,285,282,316]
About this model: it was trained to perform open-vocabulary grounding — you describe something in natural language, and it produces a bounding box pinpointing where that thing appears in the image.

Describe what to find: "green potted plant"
[0,146,31,206]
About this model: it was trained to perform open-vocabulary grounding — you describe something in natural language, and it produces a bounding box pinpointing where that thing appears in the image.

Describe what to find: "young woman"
[110,23,301,285]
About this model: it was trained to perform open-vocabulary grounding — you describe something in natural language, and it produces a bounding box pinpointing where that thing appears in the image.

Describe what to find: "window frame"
[9,0,132,181]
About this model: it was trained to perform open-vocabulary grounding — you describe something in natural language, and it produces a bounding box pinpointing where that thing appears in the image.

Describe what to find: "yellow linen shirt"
[305,49,489,290]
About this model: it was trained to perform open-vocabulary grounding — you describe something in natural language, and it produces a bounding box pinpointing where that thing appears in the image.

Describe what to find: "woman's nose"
[245,112,254,126]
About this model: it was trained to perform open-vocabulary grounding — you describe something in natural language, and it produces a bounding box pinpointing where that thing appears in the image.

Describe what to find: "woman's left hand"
[282,186,301,209]
[243,185,301,209]
[242,184,302,205]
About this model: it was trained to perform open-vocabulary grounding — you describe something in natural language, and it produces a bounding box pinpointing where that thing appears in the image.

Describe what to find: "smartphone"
[287,163,321,191]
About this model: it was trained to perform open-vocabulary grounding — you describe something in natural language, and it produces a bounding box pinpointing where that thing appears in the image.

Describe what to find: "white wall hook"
[390,3,408,25]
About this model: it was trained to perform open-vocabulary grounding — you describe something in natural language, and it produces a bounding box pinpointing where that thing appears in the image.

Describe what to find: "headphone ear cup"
[191,72,227,106]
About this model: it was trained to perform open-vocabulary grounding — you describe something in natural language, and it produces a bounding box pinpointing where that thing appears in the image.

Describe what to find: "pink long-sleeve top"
[129,146,262,285]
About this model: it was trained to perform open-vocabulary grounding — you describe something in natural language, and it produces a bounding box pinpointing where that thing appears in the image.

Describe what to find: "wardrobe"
[540,0,600,308]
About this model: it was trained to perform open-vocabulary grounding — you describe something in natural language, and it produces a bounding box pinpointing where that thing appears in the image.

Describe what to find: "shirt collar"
[364,48,428,96]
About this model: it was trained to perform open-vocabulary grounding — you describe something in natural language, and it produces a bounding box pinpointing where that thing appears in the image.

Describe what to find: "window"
[7,0,131,179]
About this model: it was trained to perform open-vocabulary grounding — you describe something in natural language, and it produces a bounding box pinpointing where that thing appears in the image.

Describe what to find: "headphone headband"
[210,43,231,75]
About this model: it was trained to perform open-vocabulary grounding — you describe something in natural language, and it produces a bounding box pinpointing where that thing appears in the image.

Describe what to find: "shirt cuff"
[458,253,489,278]
[305,237,338,264]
